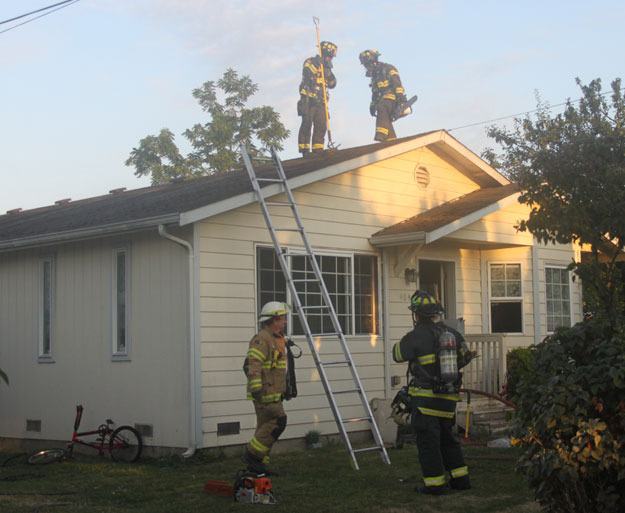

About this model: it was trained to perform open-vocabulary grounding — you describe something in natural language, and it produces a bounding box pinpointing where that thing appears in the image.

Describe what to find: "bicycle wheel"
[109,426,142,463]
[27,448,65,465]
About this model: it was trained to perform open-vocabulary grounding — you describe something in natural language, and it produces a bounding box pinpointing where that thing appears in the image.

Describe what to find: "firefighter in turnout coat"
[392,291,475,495]
[359,49,406,142]
[297,41,337,156]
[243,302,289,474]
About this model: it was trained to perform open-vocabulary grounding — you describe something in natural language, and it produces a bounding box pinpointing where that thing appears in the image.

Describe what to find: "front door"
[418,259,456,320]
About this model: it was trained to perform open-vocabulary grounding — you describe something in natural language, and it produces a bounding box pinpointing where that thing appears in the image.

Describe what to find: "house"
[0,130,582,452]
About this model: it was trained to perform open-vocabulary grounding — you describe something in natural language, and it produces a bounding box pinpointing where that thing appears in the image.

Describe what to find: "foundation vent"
[134,423,154,438]
[26,419,42,432]
[217,422,240,436]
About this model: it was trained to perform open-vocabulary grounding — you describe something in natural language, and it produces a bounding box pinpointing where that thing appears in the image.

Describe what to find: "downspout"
[531,239,541,345]
[158,225,197,458]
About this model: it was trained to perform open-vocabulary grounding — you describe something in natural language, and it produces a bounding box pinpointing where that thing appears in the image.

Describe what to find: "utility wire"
[0,0,80,35]
[448,88,619,132]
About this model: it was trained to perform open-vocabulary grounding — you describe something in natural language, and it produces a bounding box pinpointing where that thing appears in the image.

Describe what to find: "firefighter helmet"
[320,41,337,58]
[409,290,444,317]
[259,301,289,323]
[359,49,380,66]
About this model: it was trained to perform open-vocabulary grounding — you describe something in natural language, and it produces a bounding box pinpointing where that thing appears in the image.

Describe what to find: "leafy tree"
[487,78,625,327]
[126,69,290,184]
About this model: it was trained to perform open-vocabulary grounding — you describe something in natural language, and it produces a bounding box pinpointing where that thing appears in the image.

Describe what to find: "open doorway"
[418,259,456,320]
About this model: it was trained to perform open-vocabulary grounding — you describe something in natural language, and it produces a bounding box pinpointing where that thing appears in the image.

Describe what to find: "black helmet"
[409,290,444,317]
[320,41,337,58]
[359,49,380,66]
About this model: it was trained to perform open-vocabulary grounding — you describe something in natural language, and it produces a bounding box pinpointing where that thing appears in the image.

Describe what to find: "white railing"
[462,334,505,395]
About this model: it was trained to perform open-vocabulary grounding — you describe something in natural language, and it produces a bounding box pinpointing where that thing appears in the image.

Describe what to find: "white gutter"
[158,225,198,458]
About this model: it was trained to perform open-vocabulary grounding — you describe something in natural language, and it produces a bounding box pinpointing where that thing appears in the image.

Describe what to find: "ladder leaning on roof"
[240,144,391,470]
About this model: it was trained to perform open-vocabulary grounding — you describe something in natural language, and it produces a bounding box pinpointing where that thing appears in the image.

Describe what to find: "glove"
[251,390,263,402]
[369,102,377,117]
[397,93,407,104]
[297,96,307,116]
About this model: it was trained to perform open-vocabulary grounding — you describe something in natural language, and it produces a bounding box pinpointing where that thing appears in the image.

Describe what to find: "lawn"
[0,444,538,513]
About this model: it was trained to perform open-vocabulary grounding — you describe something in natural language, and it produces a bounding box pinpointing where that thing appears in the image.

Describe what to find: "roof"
[0,130,509,251]
[369,183,520,247]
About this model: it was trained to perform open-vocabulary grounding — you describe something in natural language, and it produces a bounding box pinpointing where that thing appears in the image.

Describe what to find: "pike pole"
[312,16,337,149]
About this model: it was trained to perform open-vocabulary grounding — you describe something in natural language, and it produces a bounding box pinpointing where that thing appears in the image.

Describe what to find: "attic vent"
[414,166,430,189]
[6,208,22,214]
[109,187,127,195]
[55,198,71,205]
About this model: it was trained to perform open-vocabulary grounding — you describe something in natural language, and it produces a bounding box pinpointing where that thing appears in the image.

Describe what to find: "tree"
[126,69,290,184]
[487,78,625,326]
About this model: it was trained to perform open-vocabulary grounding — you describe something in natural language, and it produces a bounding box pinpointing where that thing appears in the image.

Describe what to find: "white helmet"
[259,301,289,323]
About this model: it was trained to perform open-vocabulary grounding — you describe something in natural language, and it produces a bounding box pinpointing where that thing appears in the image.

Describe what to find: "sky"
[1,0,624,213]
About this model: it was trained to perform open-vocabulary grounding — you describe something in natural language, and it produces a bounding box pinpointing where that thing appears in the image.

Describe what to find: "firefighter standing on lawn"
[297,41,337,156]
[243,302,289,475]
[359,49,406,142]
[392,291,475,495]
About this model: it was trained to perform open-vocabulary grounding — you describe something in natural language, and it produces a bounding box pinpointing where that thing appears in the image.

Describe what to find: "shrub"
[503,346,534,401]
[511,320,625,513]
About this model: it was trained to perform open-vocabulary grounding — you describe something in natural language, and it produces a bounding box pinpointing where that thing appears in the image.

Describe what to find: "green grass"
[0,444,538,513]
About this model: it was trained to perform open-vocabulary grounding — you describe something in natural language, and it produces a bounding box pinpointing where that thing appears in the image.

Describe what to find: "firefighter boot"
[242,449,268,475]
[415,484,448,495]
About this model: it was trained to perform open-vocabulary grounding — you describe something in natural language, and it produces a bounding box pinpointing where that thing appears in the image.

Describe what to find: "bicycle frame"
[67,405,114,457]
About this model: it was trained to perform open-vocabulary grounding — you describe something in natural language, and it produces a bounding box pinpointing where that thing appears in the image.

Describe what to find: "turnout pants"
[412,410,470,491]
[247,401,287,465]
[298,97,327,154]
[374,98,397,142]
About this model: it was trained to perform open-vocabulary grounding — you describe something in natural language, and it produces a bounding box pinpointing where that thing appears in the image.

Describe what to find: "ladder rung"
[300,305,329,310]
[333,388,361,395]
[353,446,383,454]
[274,228,302,232]
[311,332,338,337]
[342,417,371,424]
[321,360,351,367]
[256,178,284,183]
[265,202,292,207]
[292,279,318,282]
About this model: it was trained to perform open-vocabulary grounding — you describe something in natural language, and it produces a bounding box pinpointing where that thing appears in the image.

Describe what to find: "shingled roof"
[369,183,520,247]
[0,129,508,250]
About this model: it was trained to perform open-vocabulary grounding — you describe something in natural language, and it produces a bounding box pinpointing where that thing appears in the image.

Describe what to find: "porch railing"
[462,334,505,395]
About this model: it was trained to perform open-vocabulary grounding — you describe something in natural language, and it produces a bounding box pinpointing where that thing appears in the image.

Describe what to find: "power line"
[448,88,619,132]
[0,0,80,35]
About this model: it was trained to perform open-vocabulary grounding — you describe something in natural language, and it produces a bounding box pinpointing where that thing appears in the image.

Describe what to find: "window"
[256,247,379,336]
[39,257,54,359]
[545,266,571,332]
[489,263,523,333]
[112,249,130,357]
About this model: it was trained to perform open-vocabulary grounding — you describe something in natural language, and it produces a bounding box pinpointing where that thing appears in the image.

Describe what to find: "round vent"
[414,165,430,189]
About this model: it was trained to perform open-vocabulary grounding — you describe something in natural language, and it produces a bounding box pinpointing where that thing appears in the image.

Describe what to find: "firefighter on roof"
[392,290,475,495]
[243,302,289,475]
[297,41,337,156]
[359,49,406,142]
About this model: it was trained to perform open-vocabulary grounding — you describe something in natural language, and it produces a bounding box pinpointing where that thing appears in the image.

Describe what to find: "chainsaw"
[204,470,277,504]
[392,95,418,121]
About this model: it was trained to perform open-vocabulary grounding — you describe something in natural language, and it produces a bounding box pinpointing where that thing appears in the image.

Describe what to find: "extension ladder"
[240,145,391,470]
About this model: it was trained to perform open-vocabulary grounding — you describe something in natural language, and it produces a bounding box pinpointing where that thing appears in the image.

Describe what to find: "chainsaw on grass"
[205,470,277,505]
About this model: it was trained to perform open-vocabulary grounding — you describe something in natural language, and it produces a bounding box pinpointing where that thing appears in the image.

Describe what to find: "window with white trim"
[489,263,523,333]
[112,248,130,357]
[256,247,379,336]
[39,257,54,358]
[545,266,571,332]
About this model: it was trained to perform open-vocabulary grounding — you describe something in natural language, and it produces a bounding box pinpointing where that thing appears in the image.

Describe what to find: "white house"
[0,130,582,453]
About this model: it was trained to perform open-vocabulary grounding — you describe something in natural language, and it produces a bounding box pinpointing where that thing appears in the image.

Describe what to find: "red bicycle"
[28,405,143,464]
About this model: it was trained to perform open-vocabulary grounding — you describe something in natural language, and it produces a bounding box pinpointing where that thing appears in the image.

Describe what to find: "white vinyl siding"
[489,263,523,334]
[545,266,571,332]
[112,248,130,358]
[38,257,54,360]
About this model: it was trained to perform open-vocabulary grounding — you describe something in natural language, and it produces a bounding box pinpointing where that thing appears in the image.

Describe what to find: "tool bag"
[284,338,302,401]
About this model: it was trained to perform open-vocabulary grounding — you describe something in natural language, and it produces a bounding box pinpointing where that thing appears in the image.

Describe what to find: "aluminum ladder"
[240,144,391,470]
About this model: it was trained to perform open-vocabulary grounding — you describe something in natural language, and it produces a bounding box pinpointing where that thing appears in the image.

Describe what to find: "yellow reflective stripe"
[382,93,396,100]
[275,361,287,368]
[417,407,455,419]
[376,127,389,135]
[262,455,270,464]
[376,80,389,88]
[423,474,446,487]
[409,387,460,402]
[312,143,324,149]
[305,62,318,73]
[393,343,404,362]
[396,87,405,94]
[418,354,436,365]
[300,89,317,97]
[262,362,272,369]
[250,437,269,454]
[248,348,266,362]
[260,393,282,403]
[389,69,399,76]
[298,143,310,149]
[249,381,262,391]
[451,465,469,478]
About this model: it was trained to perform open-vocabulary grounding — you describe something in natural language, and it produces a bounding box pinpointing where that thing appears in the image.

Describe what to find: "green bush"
[503,346,534,401]
[511,320,625,513]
